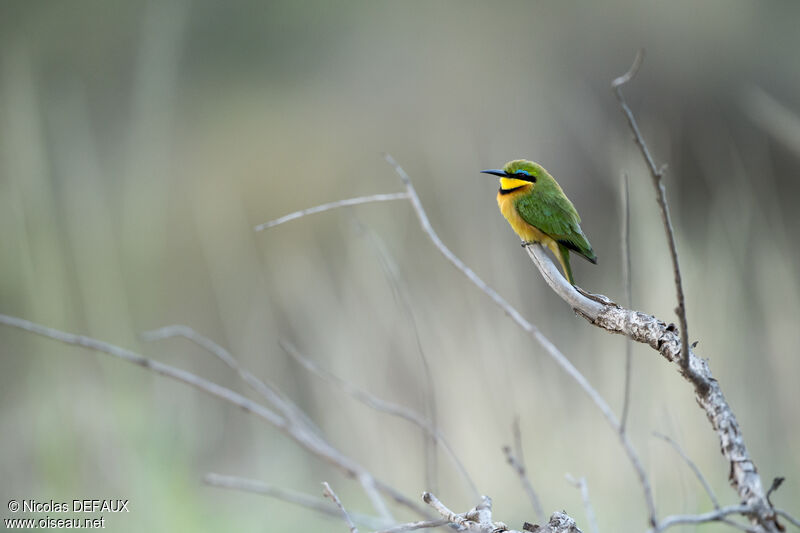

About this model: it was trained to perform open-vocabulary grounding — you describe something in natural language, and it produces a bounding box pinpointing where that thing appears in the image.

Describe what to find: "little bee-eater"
[482,160,597,285]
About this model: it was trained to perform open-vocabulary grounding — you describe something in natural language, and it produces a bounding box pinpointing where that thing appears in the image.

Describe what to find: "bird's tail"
[557,243,575,285]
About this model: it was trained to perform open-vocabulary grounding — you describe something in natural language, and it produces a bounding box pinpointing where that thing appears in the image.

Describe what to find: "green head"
[481,159,554,193]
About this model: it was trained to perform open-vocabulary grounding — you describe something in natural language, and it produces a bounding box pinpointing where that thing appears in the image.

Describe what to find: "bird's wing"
[515,191,597,263]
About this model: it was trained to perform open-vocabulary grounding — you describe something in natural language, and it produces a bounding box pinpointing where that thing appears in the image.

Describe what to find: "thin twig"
[418,340,438,496]
[323,481,359,533]
[0,314,287,428]
[142,327,395,523]
[384,154,657,528]
[421,492,577,533]
[359,225,442,496]
[503,445,545,523]
[203,473,386,530]
[254,192,409,231]
[0,314,428,520]
[775,509,800,530]
[512,417,525,472]
[374,518,449,533]
[619,172,633,434]
[766,477,784,506]
[655,505,753,531]
[611,50,691,378]
[422,492,466,527]
[653,432,719,509]
[279,339,478,499]
[566,475,599,533]
[421,493,500,531]
[142,324,323,439]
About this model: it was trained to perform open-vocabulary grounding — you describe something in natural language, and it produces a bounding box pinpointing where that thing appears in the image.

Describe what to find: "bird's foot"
[521,241,534,248]
[575,285,617,306]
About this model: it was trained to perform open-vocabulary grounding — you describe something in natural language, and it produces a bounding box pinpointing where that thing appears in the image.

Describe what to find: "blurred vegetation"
[1,1,799,531]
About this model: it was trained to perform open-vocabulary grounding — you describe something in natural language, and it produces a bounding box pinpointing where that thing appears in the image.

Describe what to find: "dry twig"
[254,192,409,231]
[611,50,691,376]
[654,505,754,531]
[421,492,581,533]
[323,481,359,533]
[204,473,386,530]
[653,432,719,509]
[280,339,479,499]
[142,325,322,439]
[566,475,598,533]
[503,445,545,523]
[374,519,449,533]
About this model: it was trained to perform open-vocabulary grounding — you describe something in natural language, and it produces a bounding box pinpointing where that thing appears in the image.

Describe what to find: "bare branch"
[279,339,479,499]
[536,512,584,533]
[422,492,470,528]
[323,481,359,533]
[358,225,443,497]
[566,475,598,533]
[204,473,386,530]
[653,432,719,509]
[422,493,503,532]
[503,445,545,523]
[142,324,322,438]
[611,50,691,378]
[143,327,396,523]
[0,314,287,428]
[525,244,778,532]
[655,505,753,531]
[0,314,429,520]
[422,492,582,533]
[254,192,409,231]
[611,48,644,88]
[374,518,449,533]
[512,417,525,472]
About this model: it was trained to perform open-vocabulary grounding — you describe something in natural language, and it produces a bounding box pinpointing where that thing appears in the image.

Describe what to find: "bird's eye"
[515,171,535,182]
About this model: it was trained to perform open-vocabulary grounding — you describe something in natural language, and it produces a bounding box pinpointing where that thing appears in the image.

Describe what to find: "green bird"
[482,159,597,284]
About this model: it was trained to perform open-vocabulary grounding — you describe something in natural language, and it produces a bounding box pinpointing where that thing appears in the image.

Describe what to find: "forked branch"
[611,50,691,377]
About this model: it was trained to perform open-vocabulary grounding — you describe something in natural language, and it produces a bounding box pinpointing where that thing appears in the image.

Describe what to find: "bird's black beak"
[480,169,507,177]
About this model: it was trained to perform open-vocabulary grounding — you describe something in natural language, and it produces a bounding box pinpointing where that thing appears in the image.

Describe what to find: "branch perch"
[526,243,777,531]
[610,51,778,532]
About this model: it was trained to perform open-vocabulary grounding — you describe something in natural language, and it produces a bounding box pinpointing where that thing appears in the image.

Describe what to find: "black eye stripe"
[514,172,536,182]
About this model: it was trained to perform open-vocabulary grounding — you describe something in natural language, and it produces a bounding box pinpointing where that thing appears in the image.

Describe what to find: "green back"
[514,178,597,263]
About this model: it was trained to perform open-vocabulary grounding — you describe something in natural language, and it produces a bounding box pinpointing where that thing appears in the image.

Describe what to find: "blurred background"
[1,1,799,531]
